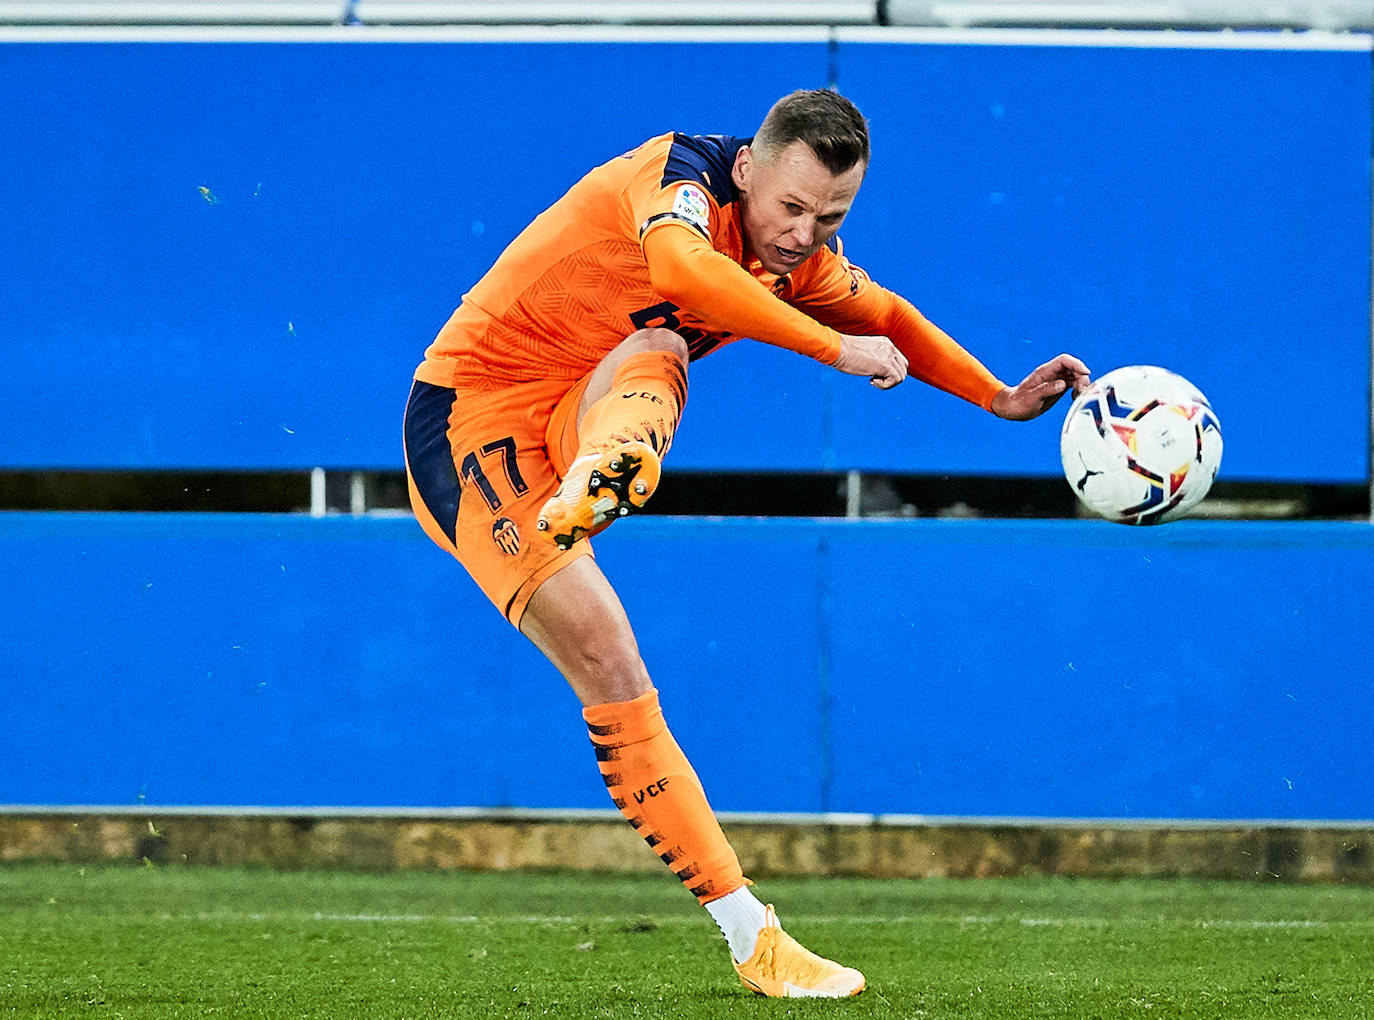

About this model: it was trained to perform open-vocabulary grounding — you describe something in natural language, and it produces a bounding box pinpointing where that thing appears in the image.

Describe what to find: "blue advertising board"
[3,512,1371,820]
[1,34,1368,481]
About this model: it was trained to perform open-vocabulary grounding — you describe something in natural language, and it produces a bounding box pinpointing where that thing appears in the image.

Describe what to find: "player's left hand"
[990,354,1092,421]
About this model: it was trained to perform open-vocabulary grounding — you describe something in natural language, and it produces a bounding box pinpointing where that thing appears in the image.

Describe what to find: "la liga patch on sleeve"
[672,184,711,231]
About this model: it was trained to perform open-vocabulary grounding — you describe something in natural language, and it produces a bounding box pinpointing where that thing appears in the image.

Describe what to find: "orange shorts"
[403,373,594,626]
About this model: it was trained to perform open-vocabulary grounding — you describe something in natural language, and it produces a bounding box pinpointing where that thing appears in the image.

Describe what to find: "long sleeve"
[641,222,842,365]
[786,248,1006,411]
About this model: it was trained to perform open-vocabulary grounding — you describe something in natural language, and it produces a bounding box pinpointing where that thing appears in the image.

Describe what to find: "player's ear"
[731,146,752,192]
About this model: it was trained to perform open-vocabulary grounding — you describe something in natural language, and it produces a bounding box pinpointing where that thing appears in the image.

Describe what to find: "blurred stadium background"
[0,0,1370,880]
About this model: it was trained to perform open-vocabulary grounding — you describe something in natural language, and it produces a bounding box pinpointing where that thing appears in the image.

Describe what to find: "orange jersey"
[416,132,1005,409]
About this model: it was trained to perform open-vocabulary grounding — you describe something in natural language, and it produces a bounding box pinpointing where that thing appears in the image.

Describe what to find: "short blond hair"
[753,89,870,175]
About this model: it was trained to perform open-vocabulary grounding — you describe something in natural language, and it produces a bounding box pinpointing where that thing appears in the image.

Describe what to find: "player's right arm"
[831,333,909,390]
[640,222,907,386]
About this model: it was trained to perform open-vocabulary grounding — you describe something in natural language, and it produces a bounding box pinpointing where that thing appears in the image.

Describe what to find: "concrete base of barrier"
[3,809,1369,883]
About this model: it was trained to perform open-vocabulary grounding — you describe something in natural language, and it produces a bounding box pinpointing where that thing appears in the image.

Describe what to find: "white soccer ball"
[1059,365,1223,525]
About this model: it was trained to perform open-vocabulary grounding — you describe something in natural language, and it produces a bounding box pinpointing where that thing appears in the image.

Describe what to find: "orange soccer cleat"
[732,906,866,999]
[536,441,661,550]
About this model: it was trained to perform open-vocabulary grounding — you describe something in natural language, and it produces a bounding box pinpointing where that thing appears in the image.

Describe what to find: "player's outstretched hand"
[990,353,1092,421]
[834,334,909,390]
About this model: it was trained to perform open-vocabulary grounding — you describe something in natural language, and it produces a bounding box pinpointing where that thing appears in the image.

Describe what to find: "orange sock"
[577,351,687,457]
[584,689,745,904]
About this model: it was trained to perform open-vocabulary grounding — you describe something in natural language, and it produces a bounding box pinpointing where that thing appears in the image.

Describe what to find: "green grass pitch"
[2,863,1371,1018]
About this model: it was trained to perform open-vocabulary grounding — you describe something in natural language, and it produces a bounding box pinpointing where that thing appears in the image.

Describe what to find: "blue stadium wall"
[1,34,1368,479]
[1,33,1370,819]
[3,513,1373,820]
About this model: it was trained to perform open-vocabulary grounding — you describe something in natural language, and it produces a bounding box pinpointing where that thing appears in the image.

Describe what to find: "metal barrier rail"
[0,0,1368,29]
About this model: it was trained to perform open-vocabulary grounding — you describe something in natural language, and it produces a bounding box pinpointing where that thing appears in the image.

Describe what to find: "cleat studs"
[537,519,548,531]
[633,481,647,496]
[617,506,630,517]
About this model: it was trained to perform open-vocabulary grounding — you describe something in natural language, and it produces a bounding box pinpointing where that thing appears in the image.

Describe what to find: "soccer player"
[404,88,1089,998]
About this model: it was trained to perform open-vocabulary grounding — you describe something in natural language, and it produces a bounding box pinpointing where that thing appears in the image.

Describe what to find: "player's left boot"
[732,906,866,998]
[537,441,660,550]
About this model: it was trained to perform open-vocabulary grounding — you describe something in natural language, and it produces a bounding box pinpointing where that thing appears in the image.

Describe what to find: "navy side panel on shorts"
[660,133,746,208]
[404,381,461,543]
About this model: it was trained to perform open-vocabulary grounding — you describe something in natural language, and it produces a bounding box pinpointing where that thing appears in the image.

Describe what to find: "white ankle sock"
[704,886,772,963]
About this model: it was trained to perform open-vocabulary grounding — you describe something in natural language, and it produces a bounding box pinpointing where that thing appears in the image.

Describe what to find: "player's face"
[732,139,865,276]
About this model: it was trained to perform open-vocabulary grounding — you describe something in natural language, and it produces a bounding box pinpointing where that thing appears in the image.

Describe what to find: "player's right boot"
[536,441,661,550]
[732,906,866,998]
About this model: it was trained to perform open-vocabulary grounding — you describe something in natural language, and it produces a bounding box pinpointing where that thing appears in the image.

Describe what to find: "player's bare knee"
[576,636,641,676]
[624,328,689,367]
[580,330,690,420]
[570,646,652,704]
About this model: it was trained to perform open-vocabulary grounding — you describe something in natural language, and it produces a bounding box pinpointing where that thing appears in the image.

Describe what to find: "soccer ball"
[1059,365,1223,525]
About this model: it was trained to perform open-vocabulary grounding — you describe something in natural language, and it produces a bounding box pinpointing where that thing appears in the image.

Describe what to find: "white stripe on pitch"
[156,910,1374,928]
[6,804,1371,831]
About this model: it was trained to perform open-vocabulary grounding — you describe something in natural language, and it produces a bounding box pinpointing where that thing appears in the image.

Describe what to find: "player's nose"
[790,219,816,248]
